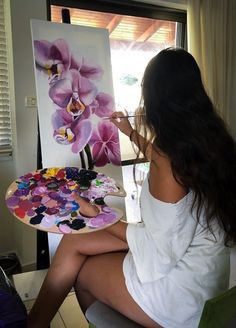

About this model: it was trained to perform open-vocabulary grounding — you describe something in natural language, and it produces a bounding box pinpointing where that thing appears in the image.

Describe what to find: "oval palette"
[5,167,126,234]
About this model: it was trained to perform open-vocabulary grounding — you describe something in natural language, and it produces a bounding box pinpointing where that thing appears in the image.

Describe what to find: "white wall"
[0,0,47,266]
[10,0,47,266]
[0,159,16,254]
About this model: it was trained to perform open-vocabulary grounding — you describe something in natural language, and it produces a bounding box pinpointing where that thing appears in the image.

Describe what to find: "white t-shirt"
[123,176,230,328]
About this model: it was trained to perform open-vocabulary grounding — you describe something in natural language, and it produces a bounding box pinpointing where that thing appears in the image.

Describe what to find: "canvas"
[30,19,121,169]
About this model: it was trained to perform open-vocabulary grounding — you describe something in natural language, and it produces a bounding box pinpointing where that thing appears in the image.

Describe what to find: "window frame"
[48,0,186,24]
[48,0,187,49]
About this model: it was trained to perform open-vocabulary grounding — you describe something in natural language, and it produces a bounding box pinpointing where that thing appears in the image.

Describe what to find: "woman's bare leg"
[27,229,128,328]
[74,286,97,313]
[76,252,162,328]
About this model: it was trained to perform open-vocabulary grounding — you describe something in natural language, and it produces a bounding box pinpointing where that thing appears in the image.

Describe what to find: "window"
[0,0,12,156]
[49,0,186,162]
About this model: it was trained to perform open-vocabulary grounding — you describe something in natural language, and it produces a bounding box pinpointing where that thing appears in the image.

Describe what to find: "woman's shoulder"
[148,151,187,204]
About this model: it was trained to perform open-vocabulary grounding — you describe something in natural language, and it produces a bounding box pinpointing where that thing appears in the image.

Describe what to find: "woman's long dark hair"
[135,47,236,246]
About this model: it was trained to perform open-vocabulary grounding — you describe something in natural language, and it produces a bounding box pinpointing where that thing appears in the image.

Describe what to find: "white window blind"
[0,0,12,156]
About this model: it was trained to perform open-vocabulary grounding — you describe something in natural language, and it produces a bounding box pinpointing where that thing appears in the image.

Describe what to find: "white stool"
[85,300,144,328]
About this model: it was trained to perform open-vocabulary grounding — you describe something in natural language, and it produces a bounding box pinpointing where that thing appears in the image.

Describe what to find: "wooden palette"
[5,167,126,234]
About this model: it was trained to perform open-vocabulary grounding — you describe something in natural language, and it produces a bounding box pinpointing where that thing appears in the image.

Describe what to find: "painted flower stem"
[79,150,86,169]
[85,144,94,170]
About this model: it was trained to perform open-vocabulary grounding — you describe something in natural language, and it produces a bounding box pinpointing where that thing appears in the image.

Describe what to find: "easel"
[36,8,72,270]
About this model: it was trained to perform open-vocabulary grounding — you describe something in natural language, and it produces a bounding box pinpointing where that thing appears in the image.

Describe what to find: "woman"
[28,48,236,328]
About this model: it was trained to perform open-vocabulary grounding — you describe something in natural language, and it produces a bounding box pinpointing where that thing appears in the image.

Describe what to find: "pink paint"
[18,199,33,211]
[58,224,72,234]
[87,211,117,228]
[40,215,56,228]
[44,199,58,208]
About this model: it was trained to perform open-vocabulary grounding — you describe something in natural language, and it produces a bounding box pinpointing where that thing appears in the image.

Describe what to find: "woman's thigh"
[53,227,128,260]
[77,252,162,328]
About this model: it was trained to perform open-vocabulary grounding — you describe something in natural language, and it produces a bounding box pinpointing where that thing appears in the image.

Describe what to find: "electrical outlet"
[25,96,37,108]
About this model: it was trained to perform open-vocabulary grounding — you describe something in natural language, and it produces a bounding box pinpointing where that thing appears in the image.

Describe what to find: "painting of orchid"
[31,20,121,169]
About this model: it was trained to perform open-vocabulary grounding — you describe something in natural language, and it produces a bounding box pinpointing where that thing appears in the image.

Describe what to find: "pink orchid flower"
[70,54,104,80]
[89,121,121,167]
[51,108,92,153]
[49,69,97,118]
[89,92,114,118]
[34,39,70,78]
[81,92,114,120]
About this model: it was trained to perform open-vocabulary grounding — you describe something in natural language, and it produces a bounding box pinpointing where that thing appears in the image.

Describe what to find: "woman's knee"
[76,253,126,295]
[75,255,96,292]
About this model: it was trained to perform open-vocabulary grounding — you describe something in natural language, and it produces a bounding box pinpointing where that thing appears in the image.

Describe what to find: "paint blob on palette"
[5,167,126,234]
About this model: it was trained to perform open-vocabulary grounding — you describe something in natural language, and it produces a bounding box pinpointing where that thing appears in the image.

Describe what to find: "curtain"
[187,0,236,126]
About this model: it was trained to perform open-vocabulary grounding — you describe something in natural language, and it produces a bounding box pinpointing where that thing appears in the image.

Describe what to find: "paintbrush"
[103,114,144,120]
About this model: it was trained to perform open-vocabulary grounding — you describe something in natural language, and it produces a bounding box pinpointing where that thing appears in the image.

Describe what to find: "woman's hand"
[110,111,133,138]
[73,192,99,217]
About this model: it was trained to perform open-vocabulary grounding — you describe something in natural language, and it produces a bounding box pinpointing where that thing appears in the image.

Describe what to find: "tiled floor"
[13,270,88,328]
[24,292,88,328]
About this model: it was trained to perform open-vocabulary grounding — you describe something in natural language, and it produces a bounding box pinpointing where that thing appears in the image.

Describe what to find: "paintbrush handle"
[103,115,142,120]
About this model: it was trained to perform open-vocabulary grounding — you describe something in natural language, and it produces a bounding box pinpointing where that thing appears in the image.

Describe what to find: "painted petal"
[80,106,92,120]
[97,121,116,142]
[61,70,97,107]
[48,74,60,86]
[78,75,98,106]
[51,109,73,130]
[89,129,101,145]
[71,119,92,153]
[34,40,52,68]
[88,99,99,115]
[106,141,121,165]
[53,125,75,145]
[108,127,120,143]
[50,39,70,71]
[49,78,72,108]
[70,52,83,70]
[80,57,104,80]
[94,93,114,118]
[92,142,109,167]
[69,69,80,92]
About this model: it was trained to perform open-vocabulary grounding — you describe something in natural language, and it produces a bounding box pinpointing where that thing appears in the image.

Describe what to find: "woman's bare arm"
[110,111,152,161]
